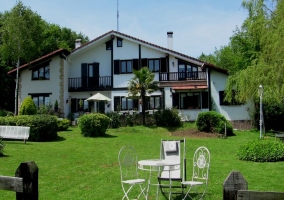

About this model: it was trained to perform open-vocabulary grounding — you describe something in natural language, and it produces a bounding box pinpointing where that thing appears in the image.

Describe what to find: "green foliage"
[19,96,37,115]
[0,109,13,116]
[0,115,58,141]
[67,112,74,121]
[128,67,159,125]
[37,103,54,115]
[0,136,4,156]
[237,139,284,162]
[54,100,58,109]
[196,111,233,136]
[57,118,69,131]
[154,108,182,127]
[106,111,121,128]
[78,113,111,137]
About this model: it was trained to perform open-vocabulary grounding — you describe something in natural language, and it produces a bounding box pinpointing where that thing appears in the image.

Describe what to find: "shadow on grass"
[0,154,10,158]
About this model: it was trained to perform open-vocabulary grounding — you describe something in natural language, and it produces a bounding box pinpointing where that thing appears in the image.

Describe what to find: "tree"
[128,67,159,125]
[0,1,44,115]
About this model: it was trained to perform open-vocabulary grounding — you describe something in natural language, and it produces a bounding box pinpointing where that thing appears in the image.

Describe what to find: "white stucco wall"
[20,56,63,109]
[210,70,251,120]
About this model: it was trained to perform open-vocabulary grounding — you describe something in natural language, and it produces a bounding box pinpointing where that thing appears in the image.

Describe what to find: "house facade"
[8,30,251,127]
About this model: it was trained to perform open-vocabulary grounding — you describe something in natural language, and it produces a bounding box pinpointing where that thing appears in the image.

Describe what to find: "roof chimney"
[75,39,82,48]
[167,32,173,50]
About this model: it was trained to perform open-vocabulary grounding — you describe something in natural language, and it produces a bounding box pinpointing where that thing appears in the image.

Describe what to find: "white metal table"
[138,159,180,200]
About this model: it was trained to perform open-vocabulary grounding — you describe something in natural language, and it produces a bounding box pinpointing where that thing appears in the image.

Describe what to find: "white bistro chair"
[158,139,186,198]
[118,146,146,200]
[181,146,210,200]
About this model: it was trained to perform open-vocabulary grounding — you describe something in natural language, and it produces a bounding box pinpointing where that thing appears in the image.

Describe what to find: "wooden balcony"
[159,71,207,81]
[68,76,112,92]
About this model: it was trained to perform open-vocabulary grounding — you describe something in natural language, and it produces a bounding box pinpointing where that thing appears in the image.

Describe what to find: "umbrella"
[85,93,111,112]
[86,93,111,102]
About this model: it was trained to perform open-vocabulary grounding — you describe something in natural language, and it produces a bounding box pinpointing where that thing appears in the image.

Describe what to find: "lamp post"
[258,85,263,139]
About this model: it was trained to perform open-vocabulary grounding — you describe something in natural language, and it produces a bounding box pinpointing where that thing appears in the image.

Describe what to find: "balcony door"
[81,63,99,88]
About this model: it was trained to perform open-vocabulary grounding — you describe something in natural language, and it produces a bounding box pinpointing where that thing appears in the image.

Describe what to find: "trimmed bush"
[154,108,181,127]
[0,115,58,142]
[106,111,121,128]
[196,111,233,136]
[78,113,111,137]
[20,96,37,115]
[237,139,284,162]
[0,136,4,156]
[57,118,70,131]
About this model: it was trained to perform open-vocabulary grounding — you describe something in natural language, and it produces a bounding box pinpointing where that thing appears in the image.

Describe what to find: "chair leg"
[122,184,133,200]
[138,184,147,199]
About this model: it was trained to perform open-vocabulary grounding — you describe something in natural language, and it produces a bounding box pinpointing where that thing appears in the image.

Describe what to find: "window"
[105,40,112,50]
[178,61,199,79]
[32,65,50,80]
[176,92,201,109]
[219,91,242,105]
[32,94,50,107]
[148,59,160,72]
[114,96,138,111]
[117,38,123,47]
[149,96,160,109]
[121,60,132,73]
[114,60,133,74]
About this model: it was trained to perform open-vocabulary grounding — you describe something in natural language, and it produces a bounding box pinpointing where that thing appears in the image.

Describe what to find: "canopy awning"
[172,85,208,90]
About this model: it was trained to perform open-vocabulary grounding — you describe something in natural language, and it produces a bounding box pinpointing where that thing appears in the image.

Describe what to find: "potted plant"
[54,100,59,112]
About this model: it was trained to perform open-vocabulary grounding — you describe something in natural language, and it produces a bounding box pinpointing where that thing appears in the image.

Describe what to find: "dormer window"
[32,65,50,80]
[117,38,123,47]
[105,40,112,50]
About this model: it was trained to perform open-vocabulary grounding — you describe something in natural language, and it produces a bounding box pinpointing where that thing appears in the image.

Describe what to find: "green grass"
[0,125,283,199]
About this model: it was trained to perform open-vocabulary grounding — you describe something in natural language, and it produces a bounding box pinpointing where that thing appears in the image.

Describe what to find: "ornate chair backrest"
[192,146,210,185]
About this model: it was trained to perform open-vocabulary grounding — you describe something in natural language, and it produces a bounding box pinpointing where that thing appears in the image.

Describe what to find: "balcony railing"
[68,76,112,91]
[159,71,207,81]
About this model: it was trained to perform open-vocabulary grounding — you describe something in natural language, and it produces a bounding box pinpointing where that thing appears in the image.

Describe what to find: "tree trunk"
[14,57,19,116]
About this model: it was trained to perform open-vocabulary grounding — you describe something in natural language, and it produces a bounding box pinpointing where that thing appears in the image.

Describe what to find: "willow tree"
[128,67,159,125]
[0,1,44,115]
[225,0,284,104]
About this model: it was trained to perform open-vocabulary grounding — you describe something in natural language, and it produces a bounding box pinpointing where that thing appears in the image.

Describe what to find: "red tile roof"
[7,48,70,75]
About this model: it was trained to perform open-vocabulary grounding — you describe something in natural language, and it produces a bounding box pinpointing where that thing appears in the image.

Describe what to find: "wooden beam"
[0,176,23,192]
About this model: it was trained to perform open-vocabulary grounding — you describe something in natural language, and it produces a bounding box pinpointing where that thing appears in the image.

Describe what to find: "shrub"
[237,139,284,162]
[0,136,4,156]
[106,111,121,128]
[78,113,111,137]
[196,111,233,136]
[57,118,70,131]
[0,115,58,142]
[20,96,37,115]
[37,103,54,115]
[154,108,181,127]
[0,110,13,117]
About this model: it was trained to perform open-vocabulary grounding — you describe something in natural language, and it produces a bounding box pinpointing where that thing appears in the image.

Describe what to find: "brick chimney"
[167,32,173,50]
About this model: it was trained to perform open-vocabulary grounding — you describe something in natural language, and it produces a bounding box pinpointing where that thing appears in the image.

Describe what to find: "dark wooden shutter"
[172,93,179,109]
[160,57,167,72]
[202,92,209,108]
[93,62,99,88]
[133,59,139,70]
[81,63,87,88]
[114,60,120,74]
[142,58,147,68]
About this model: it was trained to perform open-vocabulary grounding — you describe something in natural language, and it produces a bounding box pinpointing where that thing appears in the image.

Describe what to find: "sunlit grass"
[0,125,283,199]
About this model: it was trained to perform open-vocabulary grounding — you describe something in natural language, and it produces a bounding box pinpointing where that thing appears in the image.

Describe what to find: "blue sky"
[1,0,247,58]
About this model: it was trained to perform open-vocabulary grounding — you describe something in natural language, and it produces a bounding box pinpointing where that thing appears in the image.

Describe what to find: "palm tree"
[128,67,159,125]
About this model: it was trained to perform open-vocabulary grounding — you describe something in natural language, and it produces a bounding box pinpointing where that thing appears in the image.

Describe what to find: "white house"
[8,30,251,128]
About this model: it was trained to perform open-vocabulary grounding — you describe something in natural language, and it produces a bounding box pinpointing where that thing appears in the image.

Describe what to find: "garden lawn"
[0,125,283,199]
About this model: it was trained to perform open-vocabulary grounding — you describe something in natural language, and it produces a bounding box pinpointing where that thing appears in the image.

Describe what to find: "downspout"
[139,44,141,69]
[208,68,212,110]
[111,37,114,88]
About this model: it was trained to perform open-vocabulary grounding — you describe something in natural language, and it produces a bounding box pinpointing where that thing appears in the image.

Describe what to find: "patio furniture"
[138,159,180,200]
[181,146,210,200]
[118,146,146,200]
[158,139,186,198]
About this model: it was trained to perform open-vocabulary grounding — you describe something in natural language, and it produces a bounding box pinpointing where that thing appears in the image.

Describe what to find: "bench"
[0,126,30,144]
[275,132,284,142]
